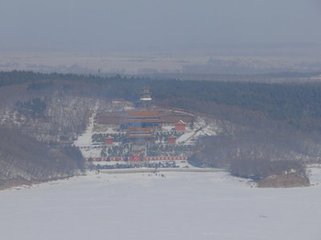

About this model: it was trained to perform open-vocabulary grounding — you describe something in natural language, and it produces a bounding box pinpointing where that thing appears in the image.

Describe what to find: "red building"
[168,136,176,145]
[175,120,186,132]
[105,136,113,145]
[129,155,142,161]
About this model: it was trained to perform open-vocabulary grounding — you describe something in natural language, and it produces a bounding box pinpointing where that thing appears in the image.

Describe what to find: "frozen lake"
[0,171,321,240]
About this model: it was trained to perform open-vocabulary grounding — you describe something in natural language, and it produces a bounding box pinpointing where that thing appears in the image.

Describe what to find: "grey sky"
[0,0,321,54]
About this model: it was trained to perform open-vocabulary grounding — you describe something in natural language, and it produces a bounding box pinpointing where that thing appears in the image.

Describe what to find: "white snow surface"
[73,102,97,147]
[307,164,321,186]
[176,117,219,144]
[1,172,321,240]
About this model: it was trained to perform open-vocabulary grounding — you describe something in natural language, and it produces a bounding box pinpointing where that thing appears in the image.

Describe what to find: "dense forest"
[1,71,321,187]
[2,71,321,130]
[0,128,84,189]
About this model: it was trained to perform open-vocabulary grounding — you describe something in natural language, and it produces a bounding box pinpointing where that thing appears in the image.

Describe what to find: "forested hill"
[151,80,321,131]
[0,128,84,189]
[1,71,321,131]
[1,70,321,188]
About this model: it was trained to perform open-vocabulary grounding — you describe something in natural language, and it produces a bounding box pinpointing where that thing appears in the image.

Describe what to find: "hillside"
[0,128,84,189]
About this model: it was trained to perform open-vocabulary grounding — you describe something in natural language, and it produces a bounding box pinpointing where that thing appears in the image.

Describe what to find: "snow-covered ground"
[307,164,321,186]
[74,101,103,158]
[73,101,98,148]
[176,117,218,144]
[1,171,321,240]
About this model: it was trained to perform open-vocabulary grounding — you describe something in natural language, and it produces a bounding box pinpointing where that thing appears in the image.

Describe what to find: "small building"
[112,99,133,110]
[127,127,154,140]
[105,136,113,145]
[168,136,176,145]
[129,155,142,161]
[175,120,186,132]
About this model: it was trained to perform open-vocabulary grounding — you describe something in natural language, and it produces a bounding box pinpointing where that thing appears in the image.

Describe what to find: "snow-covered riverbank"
[0,171,320,240]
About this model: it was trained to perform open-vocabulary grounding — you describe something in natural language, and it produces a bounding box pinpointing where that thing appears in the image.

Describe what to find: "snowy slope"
[307,164,321,186]
[73,101,98,148]
[0,172,321,240]
[176,117,219,144]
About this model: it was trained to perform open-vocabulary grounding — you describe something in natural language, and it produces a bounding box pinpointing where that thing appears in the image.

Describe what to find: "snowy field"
[1,171,321,240]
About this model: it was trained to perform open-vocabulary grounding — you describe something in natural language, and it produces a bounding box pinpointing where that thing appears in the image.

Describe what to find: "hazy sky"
[0,0,321,54]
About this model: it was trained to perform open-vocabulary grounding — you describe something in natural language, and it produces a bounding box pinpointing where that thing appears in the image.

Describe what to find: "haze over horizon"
[1,0,321,56]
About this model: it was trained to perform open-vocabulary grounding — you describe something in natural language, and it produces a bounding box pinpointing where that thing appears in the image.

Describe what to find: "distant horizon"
[1,0,321,56]
[2,50,321,76]
[1,42,321,60]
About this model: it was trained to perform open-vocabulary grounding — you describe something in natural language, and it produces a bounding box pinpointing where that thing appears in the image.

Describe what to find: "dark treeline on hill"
[2,71,321,131]
[151,80,321,132]
[1,70,321,187]
[0,128,85,189]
